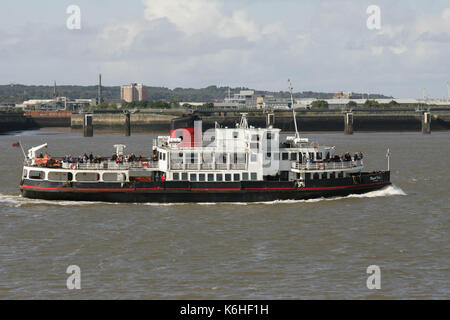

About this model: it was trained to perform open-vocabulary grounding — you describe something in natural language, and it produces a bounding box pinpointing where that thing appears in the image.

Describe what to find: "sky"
[0,0,449,98]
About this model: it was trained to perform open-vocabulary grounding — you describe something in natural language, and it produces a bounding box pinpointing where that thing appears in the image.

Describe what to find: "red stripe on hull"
[20,181,390,192]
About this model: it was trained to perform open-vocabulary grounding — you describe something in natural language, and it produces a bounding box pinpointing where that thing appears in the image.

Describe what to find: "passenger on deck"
[110,153,117,161]
[89,153,94,163]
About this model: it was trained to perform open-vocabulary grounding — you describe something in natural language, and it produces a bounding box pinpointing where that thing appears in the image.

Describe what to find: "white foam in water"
[255,184,407,205]
[0,193,104,207]
[0,185,406,207]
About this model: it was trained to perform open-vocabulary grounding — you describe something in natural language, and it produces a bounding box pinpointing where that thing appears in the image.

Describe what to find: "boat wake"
[253,184,407,205]
[0,193,106,208]
[0,185,406,208]
[143,185,407,206]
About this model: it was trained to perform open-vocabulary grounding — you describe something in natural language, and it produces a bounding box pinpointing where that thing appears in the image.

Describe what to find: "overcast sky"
[1,0,449,98]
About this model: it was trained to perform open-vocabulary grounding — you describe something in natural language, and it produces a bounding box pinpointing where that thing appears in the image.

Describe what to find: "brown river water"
[0,128,448,299]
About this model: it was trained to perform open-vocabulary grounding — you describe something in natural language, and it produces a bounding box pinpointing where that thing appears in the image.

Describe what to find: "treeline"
[311,100,423,109]
[0,84,393,104]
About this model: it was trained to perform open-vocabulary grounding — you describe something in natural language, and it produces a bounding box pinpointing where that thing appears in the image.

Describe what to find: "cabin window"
[250,143,259,150]
[251,154,257,162]
[29,170,45,180]
[251,172,257,180]
[191,153,195,164]
[242,172,249,181]
[233,132,239,139]
[330,172,336,179]
[316,152,323,160]
[76,172,100,182]
[313,173,320,180]
[216,174,223,182]
[266,132,272,140]
[233,173,240,181]
[173,173,180,181]
[225,174,232,182]
[290,153,297,161]
[190,174,197,181]
[309,152,314,160]
[199,174,206,182]
[305,173,311,180]
[48,172,70,181]
[181,173,188,181]
[23,169,27,178]
[103,173,120,182]
[208,174,214,182]
[321,173,327,180]
[338,172,344,178]
[163,153,166,161]
[282,153,289,160]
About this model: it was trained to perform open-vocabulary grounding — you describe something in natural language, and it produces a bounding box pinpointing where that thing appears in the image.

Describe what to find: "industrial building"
[120,83,147,103]
[22,97,94,111]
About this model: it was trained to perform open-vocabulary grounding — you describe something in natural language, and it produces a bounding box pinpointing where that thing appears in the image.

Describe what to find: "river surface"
[0,128,448,299]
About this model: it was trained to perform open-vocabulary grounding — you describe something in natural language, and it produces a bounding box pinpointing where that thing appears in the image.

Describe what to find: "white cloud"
[98,22,143,55]
[414,7,450,40]
[141,0,262,41]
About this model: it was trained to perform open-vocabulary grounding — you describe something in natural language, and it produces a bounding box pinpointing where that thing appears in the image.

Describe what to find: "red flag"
[12,142,20,148]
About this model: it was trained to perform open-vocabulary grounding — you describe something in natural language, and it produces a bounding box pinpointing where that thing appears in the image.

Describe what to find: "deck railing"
[292,160,363,171]
[169,162,246,171]
[60,161,159,170]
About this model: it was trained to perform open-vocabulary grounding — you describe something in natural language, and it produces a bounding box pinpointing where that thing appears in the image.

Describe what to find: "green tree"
[311,100,329,109]
[363,100,380,108]
[347,101,358,109]
[386,100,400,108]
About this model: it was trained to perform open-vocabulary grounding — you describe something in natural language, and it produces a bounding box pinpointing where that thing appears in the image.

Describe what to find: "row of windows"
[173,172,258,182]
[305,171,346,180]
[26,170,125,182]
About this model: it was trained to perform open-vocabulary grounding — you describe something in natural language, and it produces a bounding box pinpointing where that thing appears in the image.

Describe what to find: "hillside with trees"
[0,84,393,104]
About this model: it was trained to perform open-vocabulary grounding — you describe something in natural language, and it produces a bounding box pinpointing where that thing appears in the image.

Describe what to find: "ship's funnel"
[170,115,201,147]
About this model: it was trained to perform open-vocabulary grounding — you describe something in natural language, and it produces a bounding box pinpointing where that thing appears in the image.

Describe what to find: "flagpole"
[387,148,390,171]
[18,140,27,160]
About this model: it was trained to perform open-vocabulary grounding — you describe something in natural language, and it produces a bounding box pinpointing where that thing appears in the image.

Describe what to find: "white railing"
[61,161,159,170]
[292,160,363,171]
[169,162,246,171]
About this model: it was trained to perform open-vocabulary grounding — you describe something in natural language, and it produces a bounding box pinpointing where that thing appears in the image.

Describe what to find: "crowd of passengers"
[321,151,363,163]
[58,153,146,165]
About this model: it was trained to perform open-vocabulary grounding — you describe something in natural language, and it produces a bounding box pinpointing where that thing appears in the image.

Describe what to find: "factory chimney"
[98,73,103,104]
[53,81,58,99]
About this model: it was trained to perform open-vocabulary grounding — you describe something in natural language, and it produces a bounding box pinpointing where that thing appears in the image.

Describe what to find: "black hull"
[20,172,391,203]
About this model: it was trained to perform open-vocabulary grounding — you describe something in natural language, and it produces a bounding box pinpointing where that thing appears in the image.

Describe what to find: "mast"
[288,79,299,139]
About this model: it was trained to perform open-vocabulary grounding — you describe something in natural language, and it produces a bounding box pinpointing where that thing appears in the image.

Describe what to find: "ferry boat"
[19,112,391,203]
